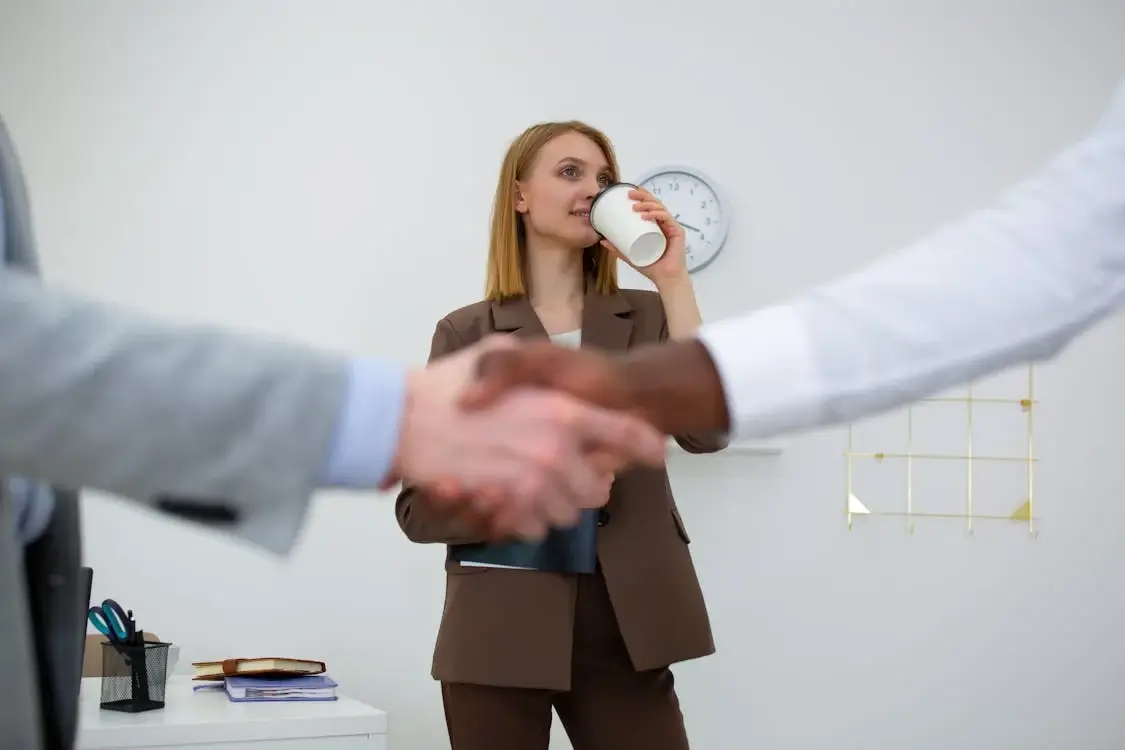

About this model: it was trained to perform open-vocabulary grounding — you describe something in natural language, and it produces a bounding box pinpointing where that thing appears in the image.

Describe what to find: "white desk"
[77,676,388,750]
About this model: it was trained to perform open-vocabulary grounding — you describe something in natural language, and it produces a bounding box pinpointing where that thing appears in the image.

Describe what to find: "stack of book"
[221,674,338,703]
[191,656,338,703]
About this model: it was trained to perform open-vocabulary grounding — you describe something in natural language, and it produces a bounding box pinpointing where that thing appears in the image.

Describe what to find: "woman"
[395,120,727,750]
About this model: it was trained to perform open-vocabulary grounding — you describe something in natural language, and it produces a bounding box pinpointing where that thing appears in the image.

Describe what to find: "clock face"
[637,167,729,274]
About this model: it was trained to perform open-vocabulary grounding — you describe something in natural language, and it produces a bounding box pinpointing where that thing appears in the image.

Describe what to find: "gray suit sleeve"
[0,267,351,554]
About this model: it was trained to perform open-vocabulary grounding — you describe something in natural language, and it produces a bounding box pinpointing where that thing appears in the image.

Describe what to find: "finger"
[542,489,582,528]
[642,213,684,240]
[528,463,587,528]
[631,200,666,214]
[423,482,491,534]
[456,486,508,538]
[628,187,654,202]
[496,493,549,542]
[462,344,575,409]
[586,448,627,476]
[510,437,589,529]
[639,209,676,226]
[536,426,609,516]
[420,479,472,521]
[513,516,549,542]
[571,406,667,469]
[460,350,540,409]
[423,474,554,542]
[429,478,463,499]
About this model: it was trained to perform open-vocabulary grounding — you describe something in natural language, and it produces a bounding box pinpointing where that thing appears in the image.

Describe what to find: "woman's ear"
[513,182,528,214]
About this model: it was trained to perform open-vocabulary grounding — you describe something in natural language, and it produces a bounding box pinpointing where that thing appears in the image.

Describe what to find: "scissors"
[87,599,137,645]
[87,598,152,705]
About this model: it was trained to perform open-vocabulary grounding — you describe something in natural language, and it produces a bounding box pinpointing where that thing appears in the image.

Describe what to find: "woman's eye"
[561,166,578,178]
[598,174,612,187]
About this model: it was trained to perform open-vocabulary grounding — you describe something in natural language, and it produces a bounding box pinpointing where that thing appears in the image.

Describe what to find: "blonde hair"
[484,120,621,301]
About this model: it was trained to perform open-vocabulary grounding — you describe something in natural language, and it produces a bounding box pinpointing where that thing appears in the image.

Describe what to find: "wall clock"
[635,165,731,274]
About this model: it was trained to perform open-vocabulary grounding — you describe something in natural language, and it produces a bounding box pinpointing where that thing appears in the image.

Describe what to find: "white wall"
[3,1,1125,748]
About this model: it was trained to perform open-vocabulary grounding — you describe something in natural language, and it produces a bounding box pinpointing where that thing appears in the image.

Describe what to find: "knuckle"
[527,436,566,470]
[542,437,569,469]
[541,393,578,427]
[521,472,546,499]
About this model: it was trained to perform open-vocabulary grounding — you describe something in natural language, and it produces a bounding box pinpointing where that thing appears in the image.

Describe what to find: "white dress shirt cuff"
[319,357,407,488]
[696,304,824,441]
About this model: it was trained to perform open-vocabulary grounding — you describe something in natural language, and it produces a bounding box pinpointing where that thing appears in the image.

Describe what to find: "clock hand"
[673,213,701,233]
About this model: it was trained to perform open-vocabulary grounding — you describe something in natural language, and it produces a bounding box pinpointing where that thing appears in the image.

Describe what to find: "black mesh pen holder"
[99,640,171,713]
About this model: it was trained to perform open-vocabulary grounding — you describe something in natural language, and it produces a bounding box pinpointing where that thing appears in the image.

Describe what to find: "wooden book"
[191,657,326,681]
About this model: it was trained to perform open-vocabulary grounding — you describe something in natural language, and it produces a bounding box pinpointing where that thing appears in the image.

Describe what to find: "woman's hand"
[600,186,689,288]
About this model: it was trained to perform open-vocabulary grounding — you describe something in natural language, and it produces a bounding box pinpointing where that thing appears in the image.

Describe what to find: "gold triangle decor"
[1009,500,1031,521]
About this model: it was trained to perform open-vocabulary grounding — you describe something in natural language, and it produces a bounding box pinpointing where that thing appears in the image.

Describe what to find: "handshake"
[387,335,730,542]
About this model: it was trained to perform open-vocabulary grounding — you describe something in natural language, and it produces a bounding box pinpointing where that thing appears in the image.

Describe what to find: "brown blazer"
[395,287,728,691]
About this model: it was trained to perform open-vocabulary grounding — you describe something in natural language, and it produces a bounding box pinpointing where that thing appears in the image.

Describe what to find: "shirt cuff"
[7,478,56,545]
[319,358,408,488]
[695,303,824,441]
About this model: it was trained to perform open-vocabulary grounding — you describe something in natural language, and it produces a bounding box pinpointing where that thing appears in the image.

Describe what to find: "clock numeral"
[700,201,707,209]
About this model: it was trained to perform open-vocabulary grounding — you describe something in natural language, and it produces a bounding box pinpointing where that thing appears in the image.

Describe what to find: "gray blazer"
[0,112,352,552]
[0,112,352,748]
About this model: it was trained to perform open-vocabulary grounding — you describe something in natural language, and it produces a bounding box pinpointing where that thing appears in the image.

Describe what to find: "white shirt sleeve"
[699,79,1125,442]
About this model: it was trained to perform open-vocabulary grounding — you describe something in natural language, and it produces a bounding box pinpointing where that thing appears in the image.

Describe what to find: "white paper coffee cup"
[589,182,667,268]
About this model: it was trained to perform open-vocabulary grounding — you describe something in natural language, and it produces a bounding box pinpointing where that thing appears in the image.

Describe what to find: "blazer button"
[597,509,611,527]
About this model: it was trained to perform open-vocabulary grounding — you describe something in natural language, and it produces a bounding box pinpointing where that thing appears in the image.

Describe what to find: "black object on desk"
[88,598,170,713]
[98,639,171,713]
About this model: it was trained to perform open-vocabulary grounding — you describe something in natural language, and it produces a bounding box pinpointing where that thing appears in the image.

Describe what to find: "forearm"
[654,275,727,451]
[699,86,1125,441]
[656,275,704,340]
[0,270,394,553]
[620,339,731,437]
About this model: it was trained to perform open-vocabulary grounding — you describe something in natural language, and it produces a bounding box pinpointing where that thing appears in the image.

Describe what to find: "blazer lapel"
[491,297,548,341]
[489,285,635,352]
[580,287,634,352]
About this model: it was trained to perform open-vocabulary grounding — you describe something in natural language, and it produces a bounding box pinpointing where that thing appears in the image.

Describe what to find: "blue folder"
[449,509,599,574]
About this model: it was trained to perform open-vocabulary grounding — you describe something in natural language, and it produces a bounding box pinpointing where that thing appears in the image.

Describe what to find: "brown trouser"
[441,567,690,750]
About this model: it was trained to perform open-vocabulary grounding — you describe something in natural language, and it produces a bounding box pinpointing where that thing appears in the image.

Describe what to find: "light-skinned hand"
[386,335,665,541]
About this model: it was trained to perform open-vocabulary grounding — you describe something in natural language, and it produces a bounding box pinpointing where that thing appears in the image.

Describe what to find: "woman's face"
[516,131,614,250]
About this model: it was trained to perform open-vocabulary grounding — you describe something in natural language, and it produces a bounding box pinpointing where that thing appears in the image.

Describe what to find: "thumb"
[460,348,538,409]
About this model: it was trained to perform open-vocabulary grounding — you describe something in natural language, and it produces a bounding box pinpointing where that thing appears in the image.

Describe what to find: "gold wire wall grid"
[844,364,1038,536]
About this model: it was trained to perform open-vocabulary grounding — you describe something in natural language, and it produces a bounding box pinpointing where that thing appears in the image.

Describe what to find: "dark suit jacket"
[395,286,728,691]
